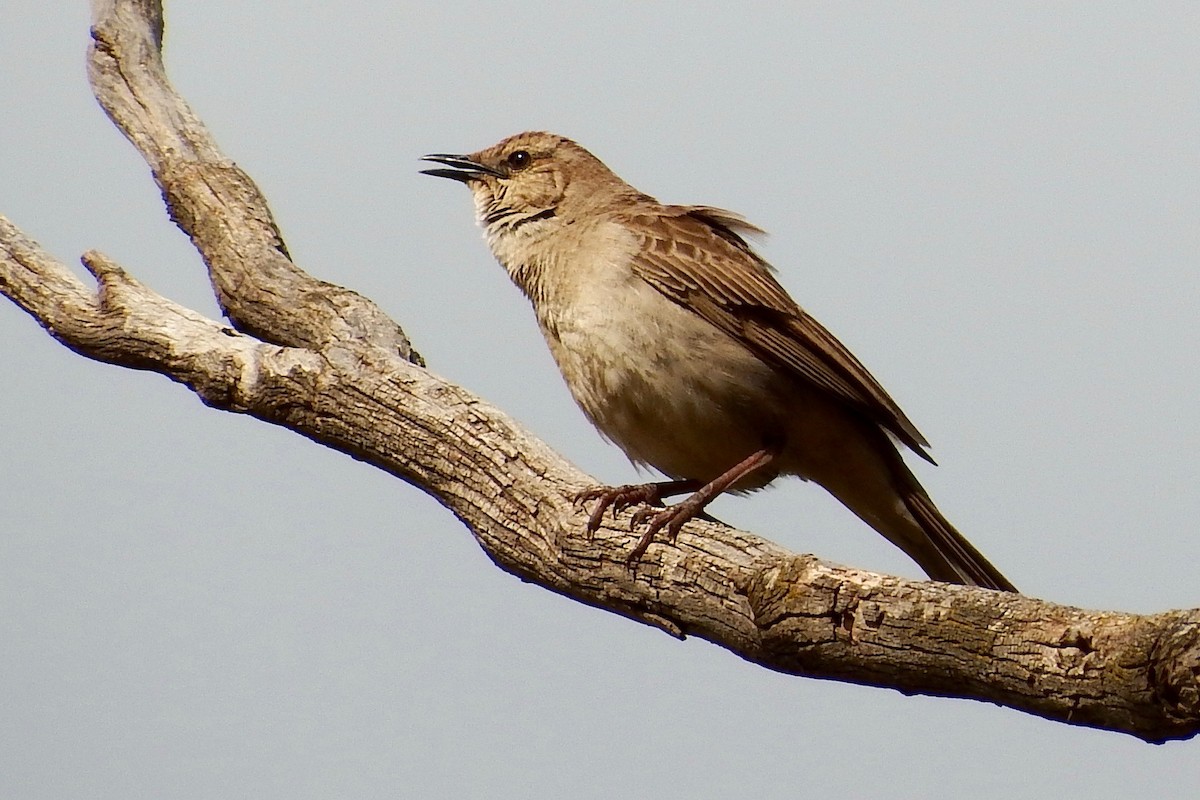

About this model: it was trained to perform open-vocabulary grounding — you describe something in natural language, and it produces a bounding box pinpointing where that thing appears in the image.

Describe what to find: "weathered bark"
[1,0,1196,743]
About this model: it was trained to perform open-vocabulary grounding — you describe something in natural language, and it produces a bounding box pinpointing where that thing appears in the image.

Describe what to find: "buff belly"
[538,277,792,488]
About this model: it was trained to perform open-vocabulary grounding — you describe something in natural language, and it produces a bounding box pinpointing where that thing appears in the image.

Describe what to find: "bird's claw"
[575,482,702,565]
[626,494,711,564]
[574,483,667,537]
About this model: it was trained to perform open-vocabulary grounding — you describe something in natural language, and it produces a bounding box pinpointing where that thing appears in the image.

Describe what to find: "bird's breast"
[537,273,789,486]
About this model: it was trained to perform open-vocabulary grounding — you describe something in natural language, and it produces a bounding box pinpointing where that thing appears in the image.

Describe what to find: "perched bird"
[422,131,1015,591]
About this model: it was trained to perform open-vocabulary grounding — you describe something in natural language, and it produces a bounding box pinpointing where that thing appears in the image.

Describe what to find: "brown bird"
[422,131,1015,591]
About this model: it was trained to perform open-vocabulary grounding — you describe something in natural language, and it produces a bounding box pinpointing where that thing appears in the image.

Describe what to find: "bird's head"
[421,131,640,238]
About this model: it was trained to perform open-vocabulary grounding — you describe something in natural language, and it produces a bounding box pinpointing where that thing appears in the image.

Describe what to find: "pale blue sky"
[2,3,1198,797]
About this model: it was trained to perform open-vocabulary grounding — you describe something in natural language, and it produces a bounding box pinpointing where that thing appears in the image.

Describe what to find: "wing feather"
[626,205,934,462]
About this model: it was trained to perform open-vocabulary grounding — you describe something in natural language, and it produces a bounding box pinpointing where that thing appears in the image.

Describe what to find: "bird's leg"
[627,447,778,563]
[575,479,701,535]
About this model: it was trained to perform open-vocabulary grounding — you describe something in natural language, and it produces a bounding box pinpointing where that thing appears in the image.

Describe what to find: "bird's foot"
[626,497,709,564]
[575,479,721,563]
[574,482,676,536]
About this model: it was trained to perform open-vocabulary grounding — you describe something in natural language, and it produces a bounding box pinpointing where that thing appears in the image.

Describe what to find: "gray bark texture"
[1,0,1196,743]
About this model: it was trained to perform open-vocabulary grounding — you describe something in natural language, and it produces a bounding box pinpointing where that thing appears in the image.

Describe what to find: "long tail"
[812,427,1017,592]
[895,476,1017,592]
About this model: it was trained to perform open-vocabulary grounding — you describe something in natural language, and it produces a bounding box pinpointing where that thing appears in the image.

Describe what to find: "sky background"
[2,2,1198,797]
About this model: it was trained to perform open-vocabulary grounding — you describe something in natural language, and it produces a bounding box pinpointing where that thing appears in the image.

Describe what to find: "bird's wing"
[626,204,934,462]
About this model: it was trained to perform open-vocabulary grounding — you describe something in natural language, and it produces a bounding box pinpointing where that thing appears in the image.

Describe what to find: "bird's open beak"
[419,153,501,183]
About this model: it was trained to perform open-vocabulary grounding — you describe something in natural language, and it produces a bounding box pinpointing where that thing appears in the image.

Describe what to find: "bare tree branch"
[2,0,1196,743]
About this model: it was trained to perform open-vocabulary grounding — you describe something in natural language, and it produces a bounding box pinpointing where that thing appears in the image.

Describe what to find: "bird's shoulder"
[613,203,796,313]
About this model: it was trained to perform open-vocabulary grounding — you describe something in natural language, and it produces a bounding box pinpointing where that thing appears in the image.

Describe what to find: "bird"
[421,131,1016,591]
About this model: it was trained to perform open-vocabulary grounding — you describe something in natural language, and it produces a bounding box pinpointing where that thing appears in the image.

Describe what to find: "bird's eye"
[506,150,531,170]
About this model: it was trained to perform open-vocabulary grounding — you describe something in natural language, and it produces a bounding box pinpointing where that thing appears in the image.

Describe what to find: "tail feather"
[794,416,1017,592]
[900,489,1017,592]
